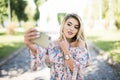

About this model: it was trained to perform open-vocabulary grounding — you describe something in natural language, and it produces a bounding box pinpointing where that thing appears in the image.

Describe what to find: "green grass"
[87,30,120,63]
[0,31,24,61]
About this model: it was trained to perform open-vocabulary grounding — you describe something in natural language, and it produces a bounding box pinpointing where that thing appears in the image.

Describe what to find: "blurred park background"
[0,0,120,75]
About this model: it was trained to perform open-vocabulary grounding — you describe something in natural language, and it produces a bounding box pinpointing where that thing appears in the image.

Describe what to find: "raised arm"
[60,34,74,72]
[24,28,38,56]
[24,28,51,70]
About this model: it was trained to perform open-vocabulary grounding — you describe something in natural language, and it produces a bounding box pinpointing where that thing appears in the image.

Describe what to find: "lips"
[68,31,73,35]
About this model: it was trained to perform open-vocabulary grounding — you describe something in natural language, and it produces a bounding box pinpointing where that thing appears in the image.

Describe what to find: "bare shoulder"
[70,40,84,47]
[78,40,85,47]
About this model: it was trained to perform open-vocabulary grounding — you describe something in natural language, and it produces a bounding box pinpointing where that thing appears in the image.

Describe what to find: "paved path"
[0,43,120,80]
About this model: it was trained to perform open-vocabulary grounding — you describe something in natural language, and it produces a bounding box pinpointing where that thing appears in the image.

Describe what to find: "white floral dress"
[31,41,90,80]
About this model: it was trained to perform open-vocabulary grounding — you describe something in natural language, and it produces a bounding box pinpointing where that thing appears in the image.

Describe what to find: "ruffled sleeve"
[74,47,90,68]
[47,41,64,64]
[69,46,90,79]
[30,45,47,71]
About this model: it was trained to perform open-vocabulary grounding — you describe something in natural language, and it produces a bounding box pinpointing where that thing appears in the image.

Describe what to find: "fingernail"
[36,32,40,38]
[36,34,40,38]
[37,32,40,35]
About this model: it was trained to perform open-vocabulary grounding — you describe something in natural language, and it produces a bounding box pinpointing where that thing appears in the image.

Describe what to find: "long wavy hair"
[58,13,88,49]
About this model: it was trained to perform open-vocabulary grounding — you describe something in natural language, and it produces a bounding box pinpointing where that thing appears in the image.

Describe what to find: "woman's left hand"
[59,34,69,54]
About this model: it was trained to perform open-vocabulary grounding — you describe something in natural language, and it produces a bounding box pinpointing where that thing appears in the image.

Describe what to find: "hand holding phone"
[32,32,51,48]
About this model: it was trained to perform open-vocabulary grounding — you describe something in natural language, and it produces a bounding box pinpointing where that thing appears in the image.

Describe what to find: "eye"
[67,22,72,26]
[67,23,71,26]
[74,26,79,29]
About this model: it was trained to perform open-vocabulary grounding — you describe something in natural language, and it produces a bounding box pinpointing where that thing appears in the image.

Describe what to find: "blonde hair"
[59,13,88,49]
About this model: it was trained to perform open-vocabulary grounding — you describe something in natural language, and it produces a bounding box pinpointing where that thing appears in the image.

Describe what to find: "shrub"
[115,19,120,30]
[6,23,16,35]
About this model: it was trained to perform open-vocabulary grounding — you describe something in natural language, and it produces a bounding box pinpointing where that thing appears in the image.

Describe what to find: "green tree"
[10,0,28,22]
[102,0,120,29]
[102,0,109,18]
[113,0,120,29]
[0,0,28,28]
[34,0,40,22]
[33,0,47,26]
[0,0,8,27]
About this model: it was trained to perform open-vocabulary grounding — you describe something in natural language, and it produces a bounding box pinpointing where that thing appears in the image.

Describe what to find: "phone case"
[32,32,51,48]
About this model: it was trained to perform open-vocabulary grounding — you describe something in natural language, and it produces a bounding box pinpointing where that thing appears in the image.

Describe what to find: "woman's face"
[63,17,79,40]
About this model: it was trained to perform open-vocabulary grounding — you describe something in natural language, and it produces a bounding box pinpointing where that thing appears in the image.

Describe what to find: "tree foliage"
[34,0,40,21]
[33,0,47,21]
[102,0,120,29]
[10,0,28,21]
[0,0,8,27]
[0,0,7,16]
[0,0,28,24]
[113,0,120,29]
[102,0,109,18]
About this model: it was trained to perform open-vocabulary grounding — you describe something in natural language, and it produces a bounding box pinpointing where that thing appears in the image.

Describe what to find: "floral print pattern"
[31,41,90,80]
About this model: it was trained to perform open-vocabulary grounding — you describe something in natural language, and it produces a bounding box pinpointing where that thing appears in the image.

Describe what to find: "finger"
[29,32,38,37]
[24,32,40,43]
[28,36,38,41]
[25,28,40,37]
[25,32,36,39]
[62,33,67,41]
[26,28,38,34]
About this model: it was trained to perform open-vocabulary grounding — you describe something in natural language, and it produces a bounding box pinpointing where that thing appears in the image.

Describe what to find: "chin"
[66,34,75,39]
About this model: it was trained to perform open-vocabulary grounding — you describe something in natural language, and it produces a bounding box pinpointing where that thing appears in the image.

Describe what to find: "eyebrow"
[68,21,79,27]
[67,21,72,24]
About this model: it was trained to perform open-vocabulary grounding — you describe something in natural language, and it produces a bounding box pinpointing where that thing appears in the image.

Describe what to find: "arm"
[59,35,74,72]
[60,40,90,72]
[30,44,48,71]
[24,28,38,56]
[24,28,49,70]
[63,44,90,71]
[63,49,74,72]
[75,47,90,68]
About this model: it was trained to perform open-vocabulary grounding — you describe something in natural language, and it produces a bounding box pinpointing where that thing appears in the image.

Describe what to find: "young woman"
[24,13,90,80]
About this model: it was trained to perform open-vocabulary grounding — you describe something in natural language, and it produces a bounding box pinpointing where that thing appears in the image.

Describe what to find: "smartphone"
[32,32,51,48]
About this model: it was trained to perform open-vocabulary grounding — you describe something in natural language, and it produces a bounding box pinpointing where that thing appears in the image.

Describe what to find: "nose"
[70,27,74,31]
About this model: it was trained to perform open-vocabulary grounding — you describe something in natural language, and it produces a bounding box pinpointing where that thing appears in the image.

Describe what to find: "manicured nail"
[37,32,40,35]
[36,34,40,38]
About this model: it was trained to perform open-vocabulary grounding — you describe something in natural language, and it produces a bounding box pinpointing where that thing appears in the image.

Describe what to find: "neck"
[67,37,77,43]
[66,38,73,43]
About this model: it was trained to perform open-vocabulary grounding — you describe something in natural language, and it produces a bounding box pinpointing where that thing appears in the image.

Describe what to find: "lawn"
[87,30,120,63]
[0,30,24,61]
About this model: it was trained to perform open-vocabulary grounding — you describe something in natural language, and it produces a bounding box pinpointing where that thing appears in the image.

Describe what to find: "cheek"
[63,26,68,32]
[74,30,78,35]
